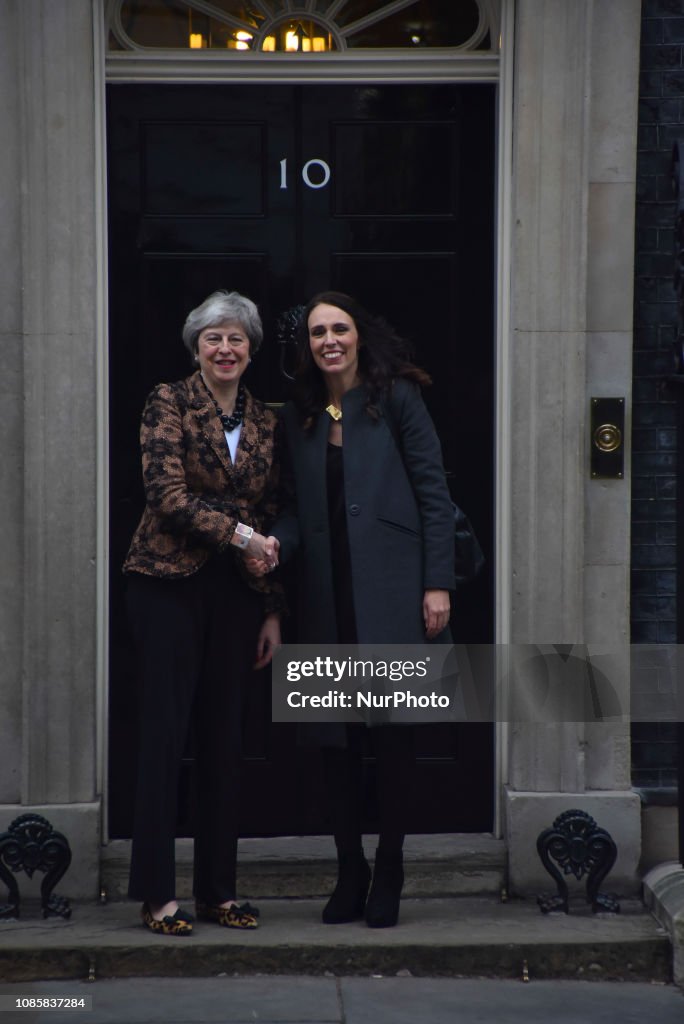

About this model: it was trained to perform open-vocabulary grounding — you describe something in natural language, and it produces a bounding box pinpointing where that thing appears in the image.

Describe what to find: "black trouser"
[322,724,415,856]
[126,556,262,906]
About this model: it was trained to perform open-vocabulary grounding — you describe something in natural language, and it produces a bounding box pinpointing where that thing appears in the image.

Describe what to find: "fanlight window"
[107,0,499,54]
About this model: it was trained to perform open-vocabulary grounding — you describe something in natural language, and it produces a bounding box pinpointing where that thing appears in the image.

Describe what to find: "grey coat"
[274,378,455,644]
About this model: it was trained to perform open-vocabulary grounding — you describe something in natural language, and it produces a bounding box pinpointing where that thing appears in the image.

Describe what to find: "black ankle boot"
[322,852,371,924]
[365,848,404,928]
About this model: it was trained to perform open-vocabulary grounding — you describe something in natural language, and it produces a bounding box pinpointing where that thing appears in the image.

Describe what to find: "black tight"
[322,724,415,857]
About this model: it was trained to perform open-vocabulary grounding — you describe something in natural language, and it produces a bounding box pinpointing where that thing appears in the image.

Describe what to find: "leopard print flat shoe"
[141,903,194,936]
[195,900,260,929]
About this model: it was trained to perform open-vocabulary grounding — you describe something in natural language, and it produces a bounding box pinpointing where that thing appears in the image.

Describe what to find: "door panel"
[143,122,267,215]
[332,123,458,216]
[107,82,495,839]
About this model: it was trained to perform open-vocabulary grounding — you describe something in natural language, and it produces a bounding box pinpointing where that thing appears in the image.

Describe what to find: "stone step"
[100,835,507,902]
[0,896,670,984]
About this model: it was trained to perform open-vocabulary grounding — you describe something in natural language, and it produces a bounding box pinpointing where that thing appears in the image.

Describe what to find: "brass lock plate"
[590,397,625,479]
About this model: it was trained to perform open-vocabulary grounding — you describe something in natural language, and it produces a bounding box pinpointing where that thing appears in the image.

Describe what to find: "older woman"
[123,290,281,936]
[253,292,455,928]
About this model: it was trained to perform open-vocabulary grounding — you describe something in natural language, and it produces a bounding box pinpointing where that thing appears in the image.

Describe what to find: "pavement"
[0,975,682,1024]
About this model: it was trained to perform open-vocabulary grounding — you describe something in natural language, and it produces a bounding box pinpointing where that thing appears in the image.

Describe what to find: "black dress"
[326,442,357,644]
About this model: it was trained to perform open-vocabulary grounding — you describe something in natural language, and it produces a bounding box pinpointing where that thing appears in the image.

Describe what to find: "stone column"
[504,0,642,893]
[0,0,101,897]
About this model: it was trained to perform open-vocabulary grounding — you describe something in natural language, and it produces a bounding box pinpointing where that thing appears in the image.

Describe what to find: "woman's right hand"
[245,531,280,568]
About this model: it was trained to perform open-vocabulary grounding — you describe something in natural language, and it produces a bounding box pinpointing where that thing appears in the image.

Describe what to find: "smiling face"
[307,303,360,391]
[196,321,250,393]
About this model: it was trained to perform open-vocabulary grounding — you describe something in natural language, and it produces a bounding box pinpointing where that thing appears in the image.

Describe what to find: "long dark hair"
[292,291,430,429]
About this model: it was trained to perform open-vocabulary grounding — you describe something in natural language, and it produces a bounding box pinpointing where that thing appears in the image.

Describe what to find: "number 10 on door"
[280,158,331,190]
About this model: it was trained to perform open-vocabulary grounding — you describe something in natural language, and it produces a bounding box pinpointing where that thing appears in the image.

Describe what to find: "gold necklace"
[325,403,342,422]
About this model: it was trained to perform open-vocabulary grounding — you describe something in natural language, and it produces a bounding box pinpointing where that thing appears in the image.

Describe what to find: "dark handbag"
[452,502,485,585]
[382,396,485,586]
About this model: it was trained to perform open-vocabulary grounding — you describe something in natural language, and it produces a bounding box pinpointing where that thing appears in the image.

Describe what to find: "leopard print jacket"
[122,371,283,612]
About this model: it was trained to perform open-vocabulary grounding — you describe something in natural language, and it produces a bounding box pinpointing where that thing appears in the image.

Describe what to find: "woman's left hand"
[254,612,281,669]
[423,589,450,639]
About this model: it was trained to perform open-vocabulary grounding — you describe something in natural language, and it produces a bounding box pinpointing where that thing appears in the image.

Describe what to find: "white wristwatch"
[230,522,254,549]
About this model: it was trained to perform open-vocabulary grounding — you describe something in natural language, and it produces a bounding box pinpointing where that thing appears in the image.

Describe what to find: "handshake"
[243,532,280,577]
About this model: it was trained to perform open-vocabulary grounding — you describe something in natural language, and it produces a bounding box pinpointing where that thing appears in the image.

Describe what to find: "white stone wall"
[0,0,25,807]
[505,0,642,893]
[0,0,101,896]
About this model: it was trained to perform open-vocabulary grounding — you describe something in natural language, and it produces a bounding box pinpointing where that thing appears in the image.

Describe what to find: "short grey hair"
[182,290,263,357]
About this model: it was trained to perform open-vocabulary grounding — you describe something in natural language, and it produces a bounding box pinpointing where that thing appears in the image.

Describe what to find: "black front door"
[107,82,495,839]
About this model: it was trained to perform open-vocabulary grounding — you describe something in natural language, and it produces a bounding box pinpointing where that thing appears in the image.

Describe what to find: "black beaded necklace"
[201,374,246,432]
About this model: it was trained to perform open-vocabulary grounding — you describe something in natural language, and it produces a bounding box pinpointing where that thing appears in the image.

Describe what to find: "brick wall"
[631,0,682,789]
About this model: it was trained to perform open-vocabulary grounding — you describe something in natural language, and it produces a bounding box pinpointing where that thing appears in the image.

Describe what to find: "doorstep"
[99,834,507,901]
[0,895,669,983]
